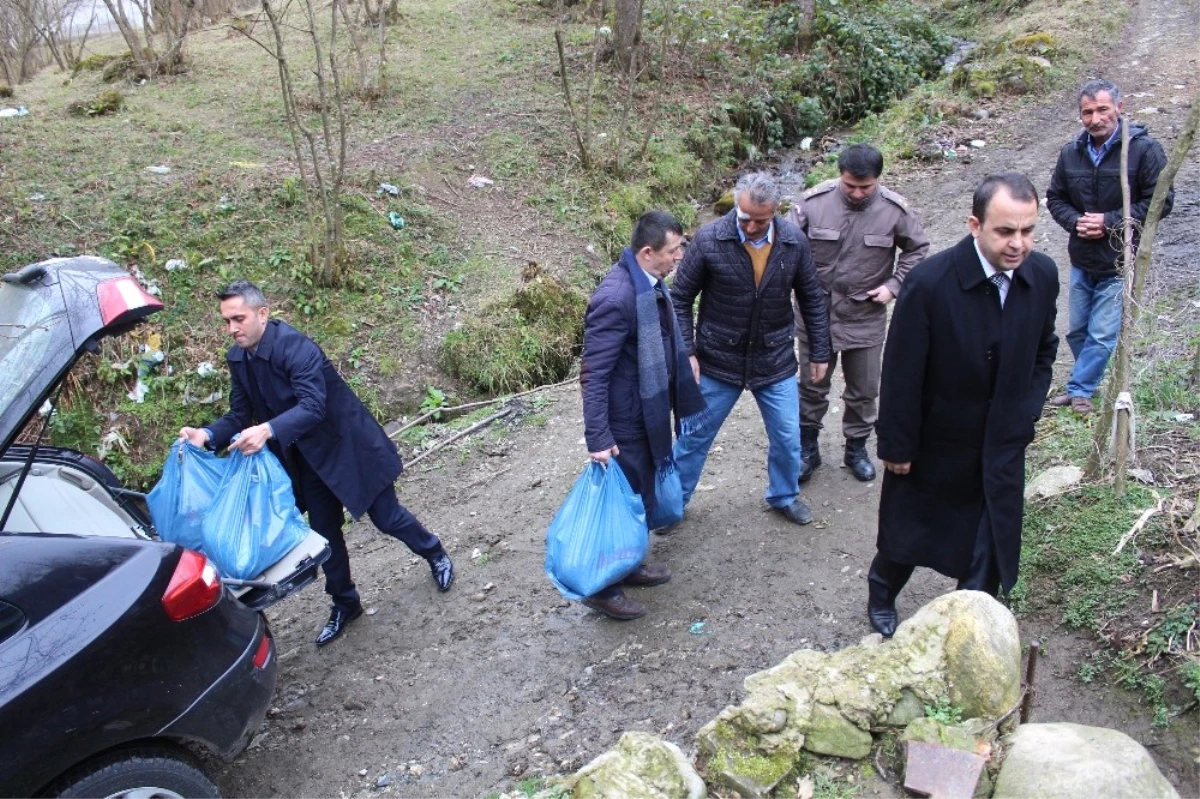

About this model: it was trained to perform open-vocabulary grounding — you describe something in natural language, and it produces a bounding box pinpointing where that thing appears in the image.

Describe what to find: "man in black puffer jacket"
[671,172,831,525]
[1046,79,1174,415]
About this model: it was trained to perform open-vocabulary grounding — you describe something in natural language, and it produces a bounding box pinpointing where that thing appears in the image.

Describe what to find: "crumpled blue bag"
[147,440,226,554]
[147,440,311,579]
[200,448,311,580]
[646,458,684,530]
[545,460,648,600]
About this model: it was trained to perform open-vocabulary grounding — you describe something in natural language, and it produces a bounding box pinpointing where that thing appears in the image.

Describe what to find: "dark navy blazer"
[208,319,402,518]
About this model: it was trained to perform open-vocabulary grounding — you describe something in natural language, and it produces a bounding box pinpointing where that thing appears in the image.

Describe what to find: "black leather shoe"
[868,602,898,638]
[799,426,821,484]
[623,563,671,587]
[428,551,454,592]
[776,498,813,525]
[844,437,876,482]
[316,605,363,647]
[583,592,646,620]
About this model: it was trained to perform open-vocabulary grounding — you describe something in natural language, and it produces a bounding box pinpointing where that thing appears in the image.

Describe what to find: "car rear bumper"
[157,612,279,759]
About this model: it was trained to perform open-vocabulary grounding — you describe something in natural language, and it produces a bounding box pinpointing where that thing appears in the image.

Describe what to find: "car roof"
[0,257,162,453]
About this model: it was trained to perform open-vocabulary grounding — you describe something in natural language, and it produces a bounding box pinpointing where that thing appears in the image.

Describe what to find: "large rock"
[559,731,706,799]
[993,723,1179,799]
[1025,465,1083,500]
[696,592,1021,796]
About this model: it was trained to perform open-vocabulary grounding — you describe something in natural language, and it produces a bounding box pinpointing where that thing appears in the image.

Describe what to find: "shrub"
[73,53,120,75]
[68,90,125,117]
[441,264,585,395]
[0,83,12,99]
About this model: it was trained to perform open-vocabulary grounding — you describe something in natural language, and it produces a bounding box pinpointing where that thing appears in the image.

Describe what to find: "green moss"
[711,745,795,788]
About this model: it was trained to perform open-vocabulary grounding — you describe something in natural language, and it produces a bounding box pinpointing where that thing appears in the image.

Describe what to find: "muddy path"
[218,0,1199,795]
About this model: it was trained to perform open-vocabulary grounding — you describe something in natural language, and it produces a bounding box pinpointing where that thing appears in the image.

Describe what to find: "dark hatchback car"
[0,257,329,798]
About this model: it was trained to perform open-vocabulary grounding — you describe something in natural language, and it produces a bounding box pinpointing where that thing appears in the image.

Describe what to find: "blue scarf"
[619,248,707,468]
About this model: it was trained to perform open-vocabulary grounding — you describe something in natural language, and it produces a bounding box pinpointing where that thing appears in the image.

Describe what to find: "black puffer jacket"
[1046,123,1174,279]
[671,210,831,390]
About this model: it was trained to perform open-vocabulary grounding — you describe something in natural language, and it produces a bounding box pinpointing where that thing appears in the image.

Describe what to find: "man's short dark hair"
[972,172,1039,222]
[1078,78,1121,107]
[838,143,884,179]
[631,210,684,252]
[217,279,268,308]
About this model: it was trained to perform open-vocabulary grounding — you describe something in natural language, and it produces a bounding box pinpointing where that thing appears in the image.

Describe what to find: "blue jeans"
[1066,266,1123,399]
[673,373,801,510]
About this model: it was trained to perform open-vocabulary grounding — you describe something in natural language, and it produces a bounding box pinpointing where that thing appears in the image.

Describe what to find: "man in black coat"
[671,172,831,525]
[868,173,1059,637]
[579,211,707,620]
[181,280,454,647]
[1046,79,1173,415]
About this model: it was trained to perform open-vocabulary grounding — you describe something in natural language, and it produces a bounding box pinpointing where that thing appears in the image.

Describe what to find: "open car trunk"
[0,257,329,611]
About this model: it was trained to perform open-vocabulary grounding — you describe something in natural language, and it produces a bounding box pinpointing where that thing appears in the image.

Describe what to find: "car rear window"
[0,282,60,415]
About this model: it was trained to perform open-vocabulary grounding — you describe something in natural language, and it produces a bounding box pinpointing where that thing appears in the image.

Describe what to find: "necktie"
[989,271,1010,308]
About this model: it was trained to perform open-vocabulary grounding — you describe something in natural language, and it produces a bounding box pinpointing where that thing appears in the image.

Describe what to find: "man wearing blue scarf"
[579,210,708,620]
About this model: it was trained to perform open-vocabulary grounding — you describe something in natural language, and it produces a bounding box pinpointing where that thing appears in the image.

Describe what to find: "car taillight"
[97,275,163,326]
[162,550,222,621]
[253,632,272,669]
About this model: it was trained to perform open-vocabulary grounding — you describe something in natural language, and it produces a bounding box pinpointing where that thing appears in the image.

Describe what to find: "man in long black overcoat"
[868,173,1059,637]
[181,280,455,647]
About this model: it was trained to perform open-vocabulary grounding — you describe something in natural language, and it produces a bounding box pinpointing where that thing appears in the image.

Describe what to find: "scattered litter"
[694,483,715,492]
[1174,413,1195,423]
[38,399,53,416]
[229,160,262,169]
[358,768,368,777]
[375,775,391,788]
[969,139,986,148]
[799,137,813,151]
[1137,106,1161,115]
[468,174,495,189]
[387,211,406,230]
[164,258,188,272]
[96,430,130,460]
[29,193,46,202]
[145,165,171,175]
[378,182,400,196]
[1129,468,1155,485]
[217,196,234,211]
[471,548,482,559]
[689,621,708,635]
[196,361,216,377]
[0,106,29,118]
[366,607,378,616]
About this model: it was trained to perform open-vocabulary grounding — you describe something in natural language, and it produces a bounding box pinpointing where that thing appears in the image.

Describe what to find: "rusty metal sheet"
[903,740,986,798]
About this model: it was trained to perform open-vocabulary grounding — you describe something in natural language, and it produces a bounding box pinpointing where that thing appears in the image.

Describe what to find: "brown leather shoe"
[623,563,671,587]
[582,592,646,620]
[1070,396,1095,414]
[1049,392,1072,407]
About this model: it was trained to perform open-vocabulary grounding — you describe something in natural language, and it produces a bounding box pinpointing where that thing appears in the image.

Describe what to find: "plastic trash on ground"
[545,460,648,600]
[0,106,29,118]
[387,211,406,230]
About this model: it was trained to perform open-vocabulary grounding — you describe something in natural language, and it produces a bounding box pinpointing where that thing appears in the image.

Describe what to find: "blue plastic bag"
[646,458,684,530]
[200,448,311,580]
[147,440,226,553]
[545,460,649,600]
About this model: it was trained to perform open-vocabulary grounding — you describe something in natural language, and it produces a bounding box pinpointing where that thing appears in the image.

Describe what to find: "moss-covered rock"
[695,592,1021,787]
[900,716,977,754]
[561,731,706,799]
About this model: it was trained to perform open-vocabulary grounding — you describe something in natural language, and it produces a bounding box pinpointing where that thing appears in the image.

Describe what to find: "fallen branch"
[402,406,515,470]
[387,376,578,440]
[1112,492,1164,555]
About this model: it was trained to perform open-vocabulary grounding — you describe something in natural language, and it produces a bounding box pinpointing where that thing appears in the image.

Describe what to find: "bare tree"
[239,0,351,285]
[1085,97,1200,491]
[612,0,643,73]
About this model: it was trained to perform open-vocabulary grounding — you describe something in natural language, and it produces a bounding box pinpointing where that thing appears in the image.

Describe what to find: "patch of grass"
[923,696,965,726]
[1010,485,1153,629]
[442,265,585,395]
[68,89,125,117]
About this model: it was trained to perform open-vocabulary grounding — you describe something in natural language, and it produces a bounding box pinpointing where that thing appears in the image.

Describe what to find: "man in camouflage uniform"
[787,144,930,483]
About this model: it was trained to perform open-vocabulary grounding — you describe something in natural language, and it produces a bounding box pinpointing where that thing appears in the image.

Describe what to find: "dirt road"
[219,0,1198,795]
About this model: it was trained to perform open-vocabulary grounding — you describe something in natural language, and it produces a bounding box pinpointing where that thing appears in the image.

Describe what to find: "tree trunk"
[612,0,643,74]
[1085,97,1199,481]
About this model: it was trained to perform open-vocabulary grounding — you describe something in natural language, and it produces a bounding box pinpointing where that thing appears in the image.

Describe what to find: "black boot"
[799,426,821,484]
[867,568,898,638]
[844,437,876,482]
